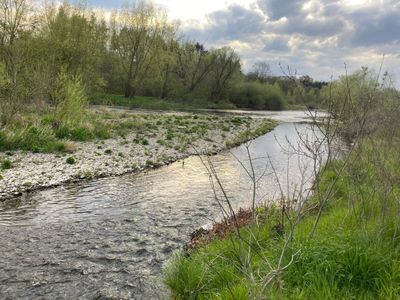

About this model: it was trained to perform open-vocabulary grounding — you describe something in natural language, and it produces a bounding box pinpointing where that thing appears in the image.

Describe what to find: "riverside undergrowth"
[164,136,400,299]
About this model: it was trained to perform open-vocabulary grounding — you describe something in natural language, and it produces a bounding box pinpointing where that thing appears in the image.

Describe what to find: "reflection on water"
[0,117,325,299]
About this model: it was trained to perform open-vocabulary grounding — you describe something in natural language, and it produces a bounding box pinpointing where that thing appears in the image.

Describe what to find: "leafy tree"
[43,4,108,93]
[0,0,36,123]
[111,1,169,98]
[208,47,240,102]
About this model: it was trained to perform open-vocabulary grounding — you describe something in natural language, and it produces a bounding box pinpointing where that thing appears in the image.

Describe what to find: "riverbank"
[0,110,277,201]
[164,137,400,299]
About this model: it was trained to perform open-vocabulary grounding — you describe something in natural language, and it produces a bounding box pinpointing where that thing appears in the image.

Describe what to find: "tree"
[43,4,108,93]
[0,0,36,123]
[208,47,240,102]
[111,1,169,98]
[248,61,271,83]
[168,41,216,100]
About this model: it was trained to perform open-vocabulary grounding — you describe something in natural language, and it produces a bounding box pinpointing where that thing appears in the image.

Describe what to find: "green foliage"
[1,159,12,170]
[157,139,166,145]
[321,67,399,140]
[53,69,88,127]
[0,61,8,88]
[66,156,76,165]
[55,126,94,141]
[0,125,66,153]
[230,81,285,110]
[165,139,400,299]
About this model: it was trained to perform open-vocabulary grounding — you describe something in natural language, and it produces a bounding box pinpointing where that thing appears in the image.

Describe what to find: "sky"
[87,0,400,84]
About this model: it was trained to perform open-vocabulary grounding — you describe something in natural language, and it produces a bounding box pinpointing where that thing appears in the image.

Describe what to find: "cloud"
[273,15,346,37]
[185,5,266,45]
[257,0,304,20]
[263,36,289,52]
[348,8,400,47]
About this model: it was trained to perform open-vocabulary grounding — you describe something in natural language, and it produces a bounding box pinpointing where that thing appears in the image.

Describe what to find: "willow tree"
[43,4,108,94]
[111,1,169,98]
[208,47,241,102]
[0,0,35,123]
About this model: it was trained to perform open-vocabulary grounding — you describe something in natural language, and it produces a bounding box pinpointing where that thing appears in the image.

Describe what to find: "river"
[0,110,327,299]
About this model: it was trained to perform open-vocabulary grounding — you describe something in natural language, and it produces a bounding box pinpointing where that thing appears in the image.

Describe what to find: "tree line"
[0,0,328,125]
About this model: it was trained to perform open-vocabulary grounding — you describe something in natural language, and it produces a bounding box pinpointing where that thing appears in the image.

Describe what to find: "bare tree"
[249,61,272,83]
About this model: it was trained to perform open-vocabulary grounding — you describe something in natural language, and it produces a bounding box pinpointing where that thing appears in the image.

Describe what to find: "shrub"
[66,157,76,165]
[229,81,285,110]
[53,68,88,128]
[56,126,94,141]
[0,125,67,153]
[104,149,112,154]
[1,159,12,170]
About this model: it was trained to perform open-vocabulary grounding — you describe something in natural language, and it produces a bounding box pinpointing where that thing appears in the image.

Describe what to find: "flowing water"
[0,111,326,299]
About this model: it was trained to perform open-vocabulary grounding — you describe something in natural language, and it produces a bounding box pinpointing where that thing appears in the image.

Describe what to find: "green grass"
[1,158,12,170]
[0,124,68,153]
[164,138,400,299]
[90,92,237,111]
[226,119,278,147]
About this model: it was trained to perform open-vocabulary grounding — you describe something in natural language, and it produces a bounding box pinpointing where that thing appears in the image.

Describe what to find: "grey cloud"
[274,15,346,37]
[185,5,266,44]
[257,0,304,20]
[263,37,289,52]
[348,8,400,46]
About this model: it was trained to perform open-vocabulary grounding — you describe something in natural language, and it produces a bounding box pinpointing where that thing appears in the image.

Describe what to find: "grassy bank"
[164,137,400,299]
[89,93,237,111]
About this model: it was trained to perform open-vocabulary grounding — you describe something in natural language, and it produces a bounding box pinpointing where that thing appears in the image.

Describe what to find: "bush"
[56,126,94,141]
[1,159,12,170]
[53,68,88,128]
[0,125,67,153]
[230,81,285,110]
[66,156,76,165]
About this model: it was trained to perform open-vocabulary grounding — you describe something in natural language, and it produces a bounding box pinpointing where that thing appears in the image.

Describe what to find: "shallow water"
[0,111,327,299]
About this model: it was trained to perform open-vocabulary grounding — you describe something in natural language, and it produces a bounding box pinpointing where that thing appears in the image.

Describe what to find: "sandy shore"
[0,110,276,201]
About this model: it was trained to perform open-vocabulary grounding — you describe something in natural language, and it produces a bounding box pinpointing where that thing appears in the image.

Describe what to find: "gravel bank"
[0,111,276,200]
